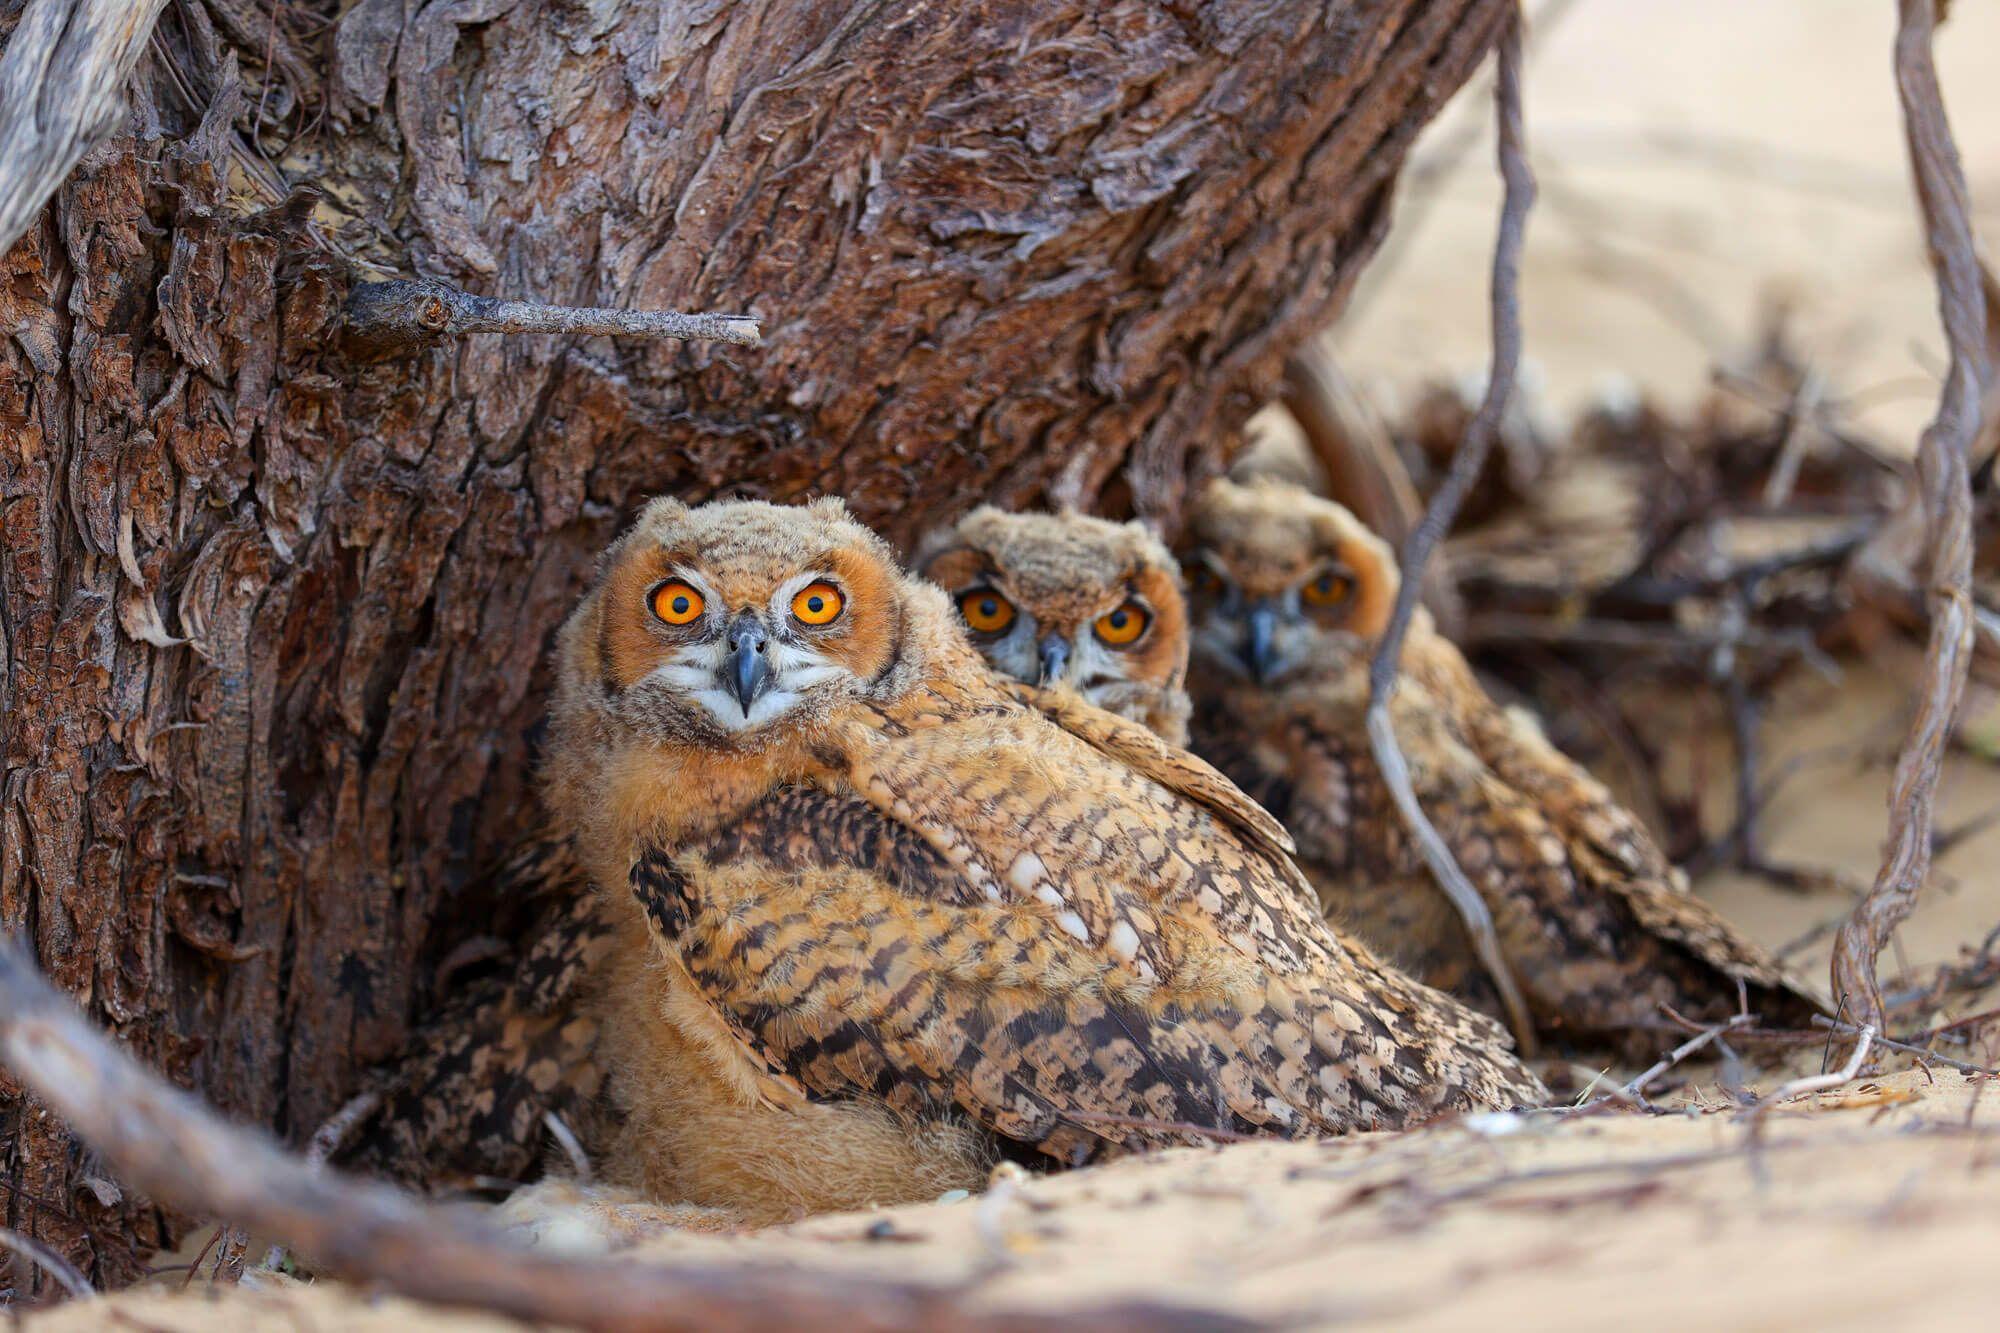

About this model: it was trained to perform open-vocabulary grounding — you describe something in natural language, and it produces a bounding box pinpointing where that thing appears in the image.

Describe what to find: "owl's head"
[1182,477,1398,687]
[555,496,926,748]
[916,507,1190,741]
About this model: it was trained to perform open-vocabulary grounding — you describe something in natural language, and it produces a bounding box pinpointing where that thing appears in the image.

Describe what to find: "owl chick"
[1183,477,1822,1051]
[915,507,1191,743]
[541,495,1543,1224]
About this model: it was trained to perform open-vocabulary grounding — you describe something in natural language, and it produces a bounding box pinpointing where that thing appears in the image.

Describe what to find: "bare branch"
[0,935,1243,1332]
[342,279,763,360]
[1363,6,1538,1056]
[1829,0,1985,1029]
[0,0,169,258]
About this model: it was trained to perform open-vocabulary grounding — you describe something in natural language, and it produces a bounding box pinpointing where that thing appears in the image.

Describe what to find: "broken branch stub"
[341,279,762,360]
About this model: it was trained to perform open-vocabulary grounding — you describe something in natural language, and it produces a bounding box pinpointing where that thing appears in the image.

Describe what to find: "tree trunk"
[0,0,1508,1289]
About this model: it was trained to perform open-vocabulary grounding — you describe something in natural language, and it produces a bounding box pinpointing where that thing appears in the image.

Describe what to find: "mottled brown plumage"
[1183,477,1825,1051]
[345,832,613,1188]
[544,496,1542,1222]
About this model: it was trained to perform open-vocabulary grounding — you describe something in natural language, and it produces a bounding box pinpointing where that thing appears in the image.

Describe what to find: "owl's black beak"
[725,614,771,715]
[1244,601,1280,684]
[1037,635,1070,686]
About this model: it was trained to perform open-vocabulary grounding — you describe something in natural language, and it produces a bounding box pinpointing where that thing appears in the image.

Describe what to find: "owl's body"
[543,497,1542,1223]
[917,508,1192,743]
[1183,478,1823,1052]
[346,831,614,1189]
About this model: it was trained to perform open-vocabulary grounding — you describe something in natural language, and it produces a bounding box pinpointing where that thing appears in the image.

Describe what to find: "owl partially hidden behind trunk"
[923,492,1821,1057]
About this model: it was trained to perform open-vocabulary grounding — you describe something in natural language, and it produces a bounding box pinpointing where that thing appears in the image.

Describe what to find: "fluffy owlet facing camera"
[1181,477,1821,1050]
[540,495,1543,1224]
[916,507,1192,743]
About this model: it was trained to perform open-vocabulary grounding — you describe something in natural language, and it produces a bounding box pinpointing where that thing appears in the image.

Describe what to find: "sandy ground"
[20,3,2000,1328]
[31,1069,2000,1331]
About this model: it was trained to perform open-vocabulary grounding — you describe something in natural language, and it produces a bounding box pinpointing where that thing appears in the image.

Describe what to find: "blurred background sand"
[1336,0,2000,448]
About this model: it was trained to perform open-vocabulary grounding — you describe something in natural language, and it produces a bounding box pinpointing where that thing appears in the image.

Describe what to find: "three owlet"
[925,485,1818,1051]
[540,495,1542,1223]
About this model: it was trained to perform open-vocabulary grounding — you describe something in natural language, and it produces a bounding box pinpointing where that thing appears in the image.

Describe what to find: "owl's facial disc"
[644,569,856,733]
[1186,551,1362,686]
[947,577,1165,709]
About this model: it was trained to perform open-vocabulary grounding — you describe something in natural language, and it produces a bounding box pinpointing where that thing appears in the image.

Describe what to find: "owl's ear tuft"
[637,495,690,527]
[805,495,852,524]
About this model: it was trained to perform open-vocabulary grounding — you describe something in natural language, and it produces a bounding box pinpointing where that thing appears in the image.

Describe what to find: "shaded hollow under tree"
[0,0,1516,1289]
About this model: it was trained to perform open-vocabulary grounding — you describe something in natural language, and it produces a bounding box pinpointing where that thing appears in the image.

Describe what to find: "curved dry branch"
[1828,0,1984,1031]
[0,0,169,258]
[0,935,1245,1331]
[1363,6,1538,1056]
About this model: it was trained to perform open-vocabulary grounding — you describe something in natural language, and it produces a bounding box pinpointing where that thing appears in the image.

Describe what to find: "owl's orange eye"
[791,581,844,626]
[1093,601,1149,647]
[651,580,704,625]
[1190,565,1227,597]
[959,589,1015,634]
[1302,570,1353,607]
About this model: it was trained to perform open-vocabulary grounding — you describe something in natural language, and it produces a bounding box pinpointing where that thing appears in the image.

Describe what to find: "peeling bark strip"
[0,0,1510,1287]
[0,0,169,257]
[0,937,1246,1333]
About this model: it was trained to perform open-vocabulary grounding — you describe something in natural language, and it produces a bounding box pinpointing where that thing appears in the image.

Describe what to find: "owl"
[343,832,613,1190]
[915,507,1192,743]
[539,495,1544,1224]
[1181,477,1822,1052]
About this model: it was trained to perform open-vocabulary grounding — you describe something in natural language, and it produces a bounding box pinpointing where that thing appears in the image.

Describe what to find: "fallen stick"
[0,936,1240,1332]
[1364,3,1538,1056]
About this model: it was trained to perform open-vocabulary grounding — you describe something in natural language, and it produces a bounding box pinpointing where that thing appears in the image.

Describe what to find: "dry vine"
[1829,0,1985,1031]
[1364,3,1538,1054]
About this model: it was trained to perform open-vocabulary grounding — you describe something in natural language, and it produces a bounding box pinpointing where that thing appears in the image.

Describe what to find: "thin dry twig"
[1620,1014,1755,1104]
[306,1088,384,1168]
[1365,5,1537,1055]
[1762,1025,1877,1107]
[0,936,1242,1333]
[1830,0,1986,1030]
[1812,1015,1996,1078]
[342,279,762,359]
[543,1110,594,1184]
[0,1224,95,1301]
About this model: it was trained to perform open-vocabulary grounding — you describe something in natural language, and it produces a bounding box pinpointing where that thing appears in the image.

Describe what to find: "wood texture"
[0,0,1509,1288]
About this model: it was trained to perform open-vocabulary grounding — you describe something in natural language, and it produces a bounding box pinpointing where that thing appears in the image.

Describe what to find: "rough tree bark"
[0,0,1509,1289]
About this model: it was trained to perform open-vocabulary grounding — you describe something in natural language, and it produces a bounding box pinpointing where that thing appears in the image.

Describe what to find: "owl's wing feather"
[633,687,1542,1164]
[1427,641,1823,1016]
[1004,680,1298,859]
[631,793,1257,1162]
